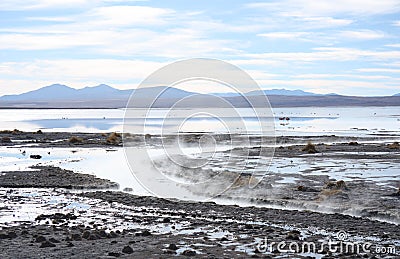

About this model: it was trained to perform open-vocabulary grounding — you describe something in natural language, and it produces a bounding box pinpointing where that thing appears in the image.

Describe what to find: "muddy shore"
[0,131,399,258]
[0,166,399,258]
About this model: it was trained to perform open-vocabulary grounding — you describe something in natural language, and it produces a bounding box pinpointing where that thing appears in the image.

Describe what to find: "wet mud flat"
[0,130,399,148]
[0,167,399,258]
[0,131,399,257]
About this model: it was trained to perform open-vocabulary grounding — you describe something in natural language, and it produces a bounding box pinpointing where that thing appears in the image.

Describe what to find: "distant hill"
[0,84,194,102]
[393,93,400,96]
[1,84,399,108]
[0,84,131,101]
[247,89,320,96]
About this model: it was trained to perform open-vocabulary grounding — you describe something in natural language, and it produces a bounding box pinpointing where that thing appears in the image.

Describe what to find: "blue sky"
[0,0,399,96]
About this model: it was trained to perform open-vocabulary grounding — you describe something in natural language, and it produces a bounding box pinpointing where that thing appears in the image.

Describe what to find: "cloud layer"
[0,0,399,96]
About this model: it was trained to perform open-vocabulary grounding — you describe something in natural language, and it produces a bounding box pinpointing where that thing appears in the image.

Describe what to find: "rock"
[162,217,171,223]
[348,142,359,146]
[297,185,319,192]
[0,233,9,239]
[35,236,46,243]
[97,230,107,238]
[88,233,100,240]
[8,232,17,239]
[30,154,42,159]
[66,242,74,247]
[49,237,60,243]
[123,187,133,192]
[40,241,56,248]
[82,231,91,239]
[108,252,121,257]
[71,233,82,241]
[122,245,134,254]
[139,230,152,237]
[182,250,196,256]
[167,244,178,250]
[286,231,300,240]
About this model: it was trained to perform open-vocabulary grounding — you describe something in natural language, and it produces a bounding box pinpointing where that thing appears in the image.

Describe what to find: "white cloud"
[0,0,93,10]
[296,16,353,28]
[257,32,311,39]
[87,5,174,26]
[385,44,400,48]
[244,48,400,62]
[0,0,146,10]
[356,68,400,73]
[339,30,385,40]
[247,0,400,16]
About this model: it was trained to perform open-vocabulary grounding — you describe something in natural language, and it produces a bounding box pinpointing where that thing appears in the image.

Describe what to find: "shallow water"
[0,107,399,136]
[1,143,399,224]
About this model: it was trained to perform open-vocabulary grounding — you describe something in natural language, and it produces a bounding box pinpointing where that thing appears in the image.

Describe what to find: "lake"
[0,106,399,137]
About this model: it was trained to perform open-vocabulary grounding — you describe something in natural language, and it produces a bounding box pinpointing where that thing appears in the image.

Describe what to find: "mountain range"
[0,84,331,101]
[0,84,399,108]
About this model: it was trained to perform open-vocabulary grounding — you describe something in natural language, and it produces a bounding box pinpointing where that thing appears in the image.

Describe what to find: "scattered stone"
[348,142,359,146]
[325,180,346,190]
[297,185,319,192]
[49,237,60,243]
[40,241,56,248]
[108,252,121,257]
[167,244,178,250]
[123,187,133,192]
[82,231,91,239]
[141,230,152,237]
[122,245,134,254]
[71,233,82,241]
[182,250,197,256]
[35,236,46,243]
[30,155,42,159]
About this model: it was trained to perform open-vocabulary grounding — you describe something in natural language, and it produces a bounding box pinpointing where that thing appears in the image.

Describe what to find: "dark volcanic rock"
[182,250,196,256]
[108,252,121,257]
[167,244,178,250]
[29,154,42,159]
[0,166,119,189]
[122,245,134,254]
[40,241,56,248]
[35,236,46,243]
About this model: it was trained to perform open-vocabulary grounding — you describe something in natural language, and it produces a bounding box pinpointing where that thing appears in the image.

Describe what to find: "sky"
[0,0,399,96]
